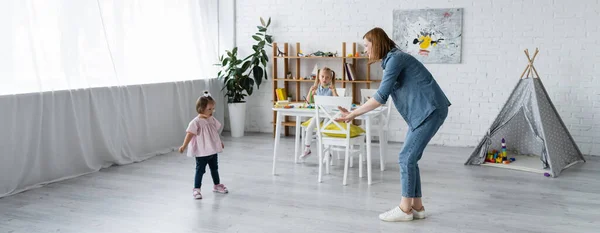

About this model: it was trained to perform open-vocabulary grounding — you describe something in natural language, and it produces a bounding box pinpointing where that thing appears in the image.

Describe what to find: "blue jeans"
[399,107,448,198]
[195,154,220,189]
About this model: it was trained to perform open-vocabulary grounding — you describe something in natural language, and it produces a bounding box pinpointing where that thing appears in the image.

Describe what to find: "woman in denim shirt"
[337,28,451,222]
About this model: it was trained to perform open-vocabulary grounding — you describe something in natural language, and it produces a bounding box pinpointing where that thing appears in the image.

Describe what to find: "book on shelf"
[344,63,356,81]
[275,88,287,101]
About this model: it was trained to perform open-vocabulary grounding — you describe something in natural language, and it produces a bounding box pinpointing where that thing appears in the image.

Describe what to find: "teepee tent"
[465,48,585,177]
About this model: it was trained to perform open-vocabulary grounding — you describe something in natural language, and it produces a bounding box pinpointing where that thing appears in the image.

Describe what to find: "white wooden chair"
[360,89,393,142]
[301,88,346,161]
[314,96,366,185]
[336,88,346,97]
[360,89,393,170]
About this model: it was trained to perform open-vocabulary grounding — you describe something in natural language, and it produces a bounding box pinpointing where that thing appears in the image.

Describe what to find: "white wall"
[233,0,600,156]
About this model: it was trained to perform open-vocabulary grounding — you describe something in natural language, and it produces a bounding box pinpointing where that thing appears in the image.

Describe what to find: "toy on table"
[274,100,290,108]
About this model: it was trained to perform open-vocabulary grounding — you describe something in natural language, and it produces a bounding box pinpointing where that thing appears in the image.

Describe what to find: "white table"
[272,105,388,184]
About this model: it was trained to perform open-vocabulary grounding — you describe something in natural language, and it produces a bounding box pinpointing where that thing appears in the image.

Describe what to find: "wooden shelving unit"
[271,42,378,137]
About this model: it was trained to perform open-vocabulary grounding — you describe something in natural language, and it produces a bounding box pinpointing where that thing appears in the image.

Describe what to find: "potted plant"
[217,17,272,137]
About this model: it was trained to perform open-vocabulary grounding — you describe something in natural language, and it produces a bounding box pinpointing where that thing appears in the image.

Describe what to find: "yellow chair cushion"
[301,118,365,138]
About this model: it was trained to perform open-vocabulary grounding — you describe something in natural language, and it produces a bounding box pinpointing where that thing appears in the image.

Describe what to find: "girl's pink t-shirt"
[186,116,223,157]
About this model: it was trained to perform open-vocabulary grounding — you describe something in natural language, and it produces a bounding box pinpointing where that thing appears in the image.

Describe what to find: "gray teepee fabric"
[465,50,585,177]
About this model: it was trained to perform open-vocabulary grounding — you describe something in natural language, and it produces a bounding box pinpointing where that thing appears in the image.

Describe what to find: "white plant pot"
[228,102,247,138]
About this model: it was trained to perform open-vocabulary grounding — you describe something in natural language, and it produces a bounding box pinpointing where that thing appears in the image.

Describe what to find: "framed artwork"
[393,8,463,64]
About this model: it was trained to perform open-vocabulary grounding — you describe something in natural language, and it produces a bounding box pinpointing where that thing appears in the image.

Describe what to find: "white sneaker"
[379,206,413,222]
[412,207,426,219]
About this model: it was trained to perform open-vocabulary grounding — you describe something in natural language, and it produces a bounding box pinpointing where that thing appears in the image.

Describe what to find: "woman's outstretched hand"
[335,106,355,123]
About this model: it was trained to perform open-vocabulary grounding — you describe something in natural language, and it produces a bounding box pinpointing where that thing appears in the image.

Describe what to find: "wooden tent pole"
[520,49,530,79]
[530,48,540,78]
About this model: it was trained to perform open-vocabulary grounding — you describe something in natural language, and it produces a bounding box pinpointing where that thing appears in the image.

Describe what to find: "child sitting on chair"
[302,67,338,159]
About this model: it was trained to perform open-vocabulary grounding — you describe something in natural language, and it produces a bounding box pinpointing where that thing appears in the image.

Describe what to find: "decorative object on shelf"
[286,71,292,79]
[277,48,286,57]
[216,17,273,137]
[297,49,304,57]
[393,8,462,64]
[312,51,325,56]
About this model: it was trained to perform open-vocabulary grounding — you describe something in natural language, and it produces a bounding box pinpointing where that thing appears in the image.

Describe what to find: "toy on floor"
[501,138,507,161]
[486,138,512,164]
[544,172,551,177]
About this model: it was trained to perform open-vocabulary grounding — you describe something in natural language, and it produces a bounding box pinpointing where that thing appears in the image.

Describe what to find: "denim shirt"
[373,48,451,130]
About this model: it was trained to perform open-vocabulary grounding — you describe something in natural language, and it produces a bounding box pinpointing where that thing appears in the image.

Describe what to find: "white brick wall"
[233,0,600,156]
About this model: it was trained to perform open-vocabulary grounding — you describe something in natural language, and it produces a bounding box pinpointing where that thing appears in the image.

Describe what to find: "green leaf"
[260,17,265,27]
[265,35,272,44]
[261,50,269,62]
[252,66,263,88]
[232,47,238,55]
[258,41,265,48]
[255,33,264,36]
[261,56,267,67]
[267,17,271,27]
[244,78,253,95]
[257,26,265,31]
[252,35,261,41]
[264,70,268,80]
[259,27,267,32]
[248,78,255,92]
[241,60,251,71]
[222,58,229,66]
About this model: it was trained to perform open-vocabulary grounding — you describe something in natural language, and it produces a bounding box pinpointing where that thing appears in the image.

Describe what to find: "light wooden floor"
[1,133,599,233]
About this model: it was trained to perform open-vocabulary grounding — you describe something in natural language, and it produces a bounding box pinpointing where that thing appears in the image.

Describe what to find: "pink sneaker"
[301,147,311,159]
[193,189,202,199]
[213,184,229,194]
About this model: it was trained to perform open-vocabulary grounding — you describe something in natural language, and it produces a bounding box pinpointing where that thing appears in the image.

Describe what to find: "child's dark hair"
[196,91,215,114]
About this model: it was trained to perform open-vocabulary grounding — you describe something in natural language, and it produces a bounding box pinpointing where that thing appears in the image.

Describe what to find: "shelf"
[273,78,379,83]
[339,80,380,83]
[273,78,314,82]
[272,42,375,138]
[274,56,369,59]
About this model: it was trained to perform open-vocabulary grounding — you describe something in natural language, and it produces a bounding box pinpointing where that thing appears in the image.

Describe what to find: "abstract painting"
[393,8,463,64]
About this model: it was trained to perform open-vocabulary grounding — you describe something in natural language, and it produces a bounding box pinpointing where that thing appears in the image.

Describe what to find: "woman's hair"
[196,91,215,114]
[312,67,336,87]
[363,27,398,62]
